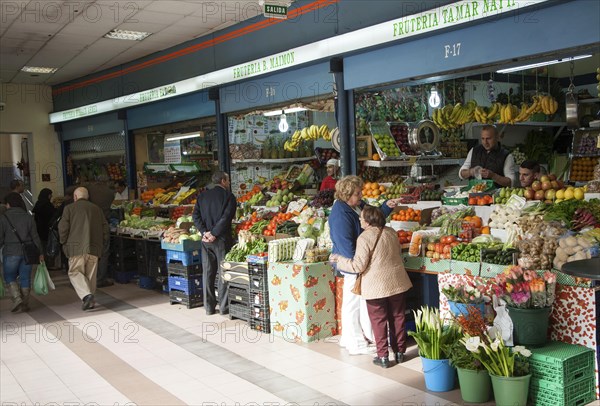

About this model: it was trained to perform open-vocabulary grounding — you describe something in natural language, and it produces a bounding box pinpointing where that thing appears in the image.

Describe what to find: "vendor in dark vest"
[458,125,516,188]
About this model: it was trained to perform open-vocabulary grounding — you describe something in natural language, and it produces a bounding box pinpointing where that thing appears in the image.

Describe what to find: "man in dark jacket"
[59,187,109,311]
[192,171,237,315]
[458,125,516,188]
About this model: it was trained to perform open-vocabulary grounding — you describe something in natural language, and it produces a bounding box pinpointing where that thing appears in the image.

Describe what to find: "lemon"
[564,189,575,200]
[556,189,565,200]
[574,188,584,200]
[567,186,575,192]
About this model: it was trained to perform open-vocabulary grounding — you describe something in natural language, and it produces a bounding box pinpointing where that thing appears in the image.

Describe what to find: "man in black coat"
[193,171,237,315]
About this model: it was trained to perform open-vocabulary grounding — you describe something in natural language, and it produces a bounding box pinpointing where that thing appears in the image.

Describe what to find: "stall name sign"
[50,0,549,123]
[233,51,295,79]
[393,0,517,37]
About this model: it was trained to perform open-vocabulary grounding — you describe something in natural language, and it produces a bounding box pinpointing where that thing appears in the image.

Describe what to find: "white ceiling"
[0,0,268,86]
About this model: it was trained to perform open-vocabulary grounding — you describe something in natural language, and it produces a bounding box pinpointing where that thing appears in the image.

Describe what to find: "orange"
[379,185,386,192]
[372,153,380,161]
[371,182,379,190]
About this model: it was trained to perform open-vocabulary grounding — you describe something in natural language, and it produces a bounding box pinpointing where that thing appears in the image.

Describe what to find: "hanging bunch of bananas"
[535,94,559,115]
[473,103,502,124]
[432,100,478,130]
[284,124,331,151]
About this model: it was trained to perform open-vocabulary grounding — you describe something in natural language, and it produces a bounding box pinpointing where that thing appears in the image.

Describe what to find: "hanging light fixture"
[278,114,289,133]
[428,85,441,108]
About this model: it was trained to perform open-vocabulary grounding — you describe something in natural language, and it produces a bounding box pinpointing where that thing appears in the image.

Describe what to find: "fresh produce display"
[438,129,468,159]
[389,123,416,155]
[266,189,295,207]
[517,235,558,271]
[481,248,519,265]
[553,234,595,270]
[372,133,401,159]
[575,133,600,156]
[172,188,197,205]
[276,221,299,235]
[391,208,421,222]
[162,226,200,243]
[397,230,413,244]
[430,206,474,223]
[362,182,387,198]
[489,205,522,229]
[119,214,173,231]
[468,194,494,206]
[385,183,407,199]
[541,199,600,230]
[511,147,527,166]
[309,189,335,208]
[432,100,477,129]
[284,124,332,152]
[315,147,339,163]
[570,157,597,181]
[425,235,459,259]
[494,187,524,205]
[263,212,295,237]
[420,189,443,201]
[225,231,268,262]
[107,163,125,180]
[451,242,497,262]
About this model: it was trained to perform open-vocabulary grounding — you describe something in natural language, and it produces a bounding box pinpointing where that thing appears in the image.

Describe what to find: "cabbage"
[178,234,191,242]
[297,223,315,238]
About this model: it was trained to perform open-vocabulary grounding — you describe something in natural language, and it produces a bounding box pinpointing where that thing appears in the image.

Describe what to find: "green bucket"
[507,306,552,347]
[457,368,492,403]
[490,374,531,406]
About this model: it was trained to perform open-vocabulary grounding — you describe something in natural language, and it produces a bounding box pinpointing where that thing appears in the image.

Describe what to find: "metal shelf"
[231,157,313,164]
[579,98,600,104]
[362,158,464,167]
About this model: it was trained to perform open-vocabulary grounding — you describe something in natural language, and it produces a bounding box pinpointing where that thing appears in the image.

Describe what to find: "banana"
[551,99,558,114]
[450,103,463,122]
[487,103,499,120]
[300,128,309,140]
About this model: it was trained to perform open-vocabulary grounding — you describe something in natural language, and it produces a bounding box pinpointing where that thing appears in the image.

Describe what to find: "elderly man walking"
[59,187,109,310]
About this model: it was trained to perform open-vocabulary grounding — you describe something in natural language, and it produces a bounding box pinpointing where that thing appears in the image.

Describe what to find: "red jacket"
[320,176,337,191]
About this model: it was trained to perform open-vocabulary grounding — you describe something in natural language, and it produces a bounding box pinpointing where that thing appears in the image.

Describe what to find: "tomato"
[435,243,443,254]
[450,241,460,248]
[446,235,457,243]
[443,245,452,254]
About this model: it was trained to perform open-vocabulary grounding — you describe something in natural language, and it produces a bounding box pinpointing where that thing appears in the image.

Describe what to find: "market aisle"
[2,272,468,406]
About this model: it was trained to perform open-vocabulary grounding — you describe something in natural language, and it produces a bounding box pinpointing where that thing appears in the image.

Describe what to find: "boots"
[8,282,23,312]
[20,288,31,312]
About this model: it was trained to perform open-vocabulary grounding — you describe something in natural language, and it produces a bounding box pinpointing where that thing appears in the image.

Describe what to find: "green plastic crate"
[529,341,595,387]
[529,377,596,406]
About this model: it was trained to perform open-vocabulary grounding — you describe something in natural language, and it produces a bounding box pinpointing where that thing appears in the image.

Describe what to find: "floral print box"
[268,261,337,343]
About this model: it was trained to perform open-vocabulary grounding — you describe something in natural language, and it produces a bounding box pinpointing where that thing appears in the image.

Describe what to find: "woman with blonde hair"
[331,205,412,368]
[328,175,400,355]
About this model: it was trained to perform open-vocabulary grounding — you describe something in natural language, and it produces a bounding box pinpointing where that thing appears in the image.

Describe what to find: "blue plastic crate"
[168,274,203,295]
[166,249,201,266]
[138,275,156,290]
[114,271,137,284]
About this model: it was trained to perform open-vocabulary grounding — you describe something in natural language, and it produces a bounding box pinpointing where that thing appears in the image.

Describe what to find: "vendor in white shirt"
[114,180,129,200]
[458,125,516,188]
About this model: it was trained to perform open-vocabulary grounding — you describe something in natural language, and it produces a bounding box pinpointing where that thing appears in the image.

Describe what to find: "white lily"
[464,336,481,353]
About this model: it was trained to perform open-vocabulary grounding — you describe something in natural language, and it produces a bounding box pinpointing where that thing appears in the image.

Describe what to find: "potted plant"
[463,331,532,406]
[408,306,461,392]
[491,265,557,346]
[441,277,488,318]
[449,306,492,403]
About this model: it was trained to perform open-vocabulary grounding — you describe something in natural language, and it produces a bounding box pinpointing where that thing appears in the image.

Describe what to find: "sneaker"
[395,352,405,364]
[348,346,377,356]
[82,294,95,311]
[372,356,390,368]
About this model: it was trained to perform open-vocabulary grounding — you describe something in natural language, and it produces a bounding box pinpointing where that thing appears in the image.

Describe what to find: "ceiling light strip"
[496,55,592,74]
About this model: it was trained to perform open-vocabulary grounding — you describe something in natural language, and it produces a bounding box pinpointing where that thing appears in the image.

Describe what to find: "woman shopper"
[33,188,56,257]
[330,205,413,368]
[0,192,44,312]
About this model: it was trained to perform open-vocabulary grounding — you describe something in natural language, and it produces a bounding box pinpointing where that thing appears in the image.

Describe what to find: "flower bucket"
[448,301,485,318]
[421,357,456,392]
[507,306,551,347]
[490,374,531,406]
[457,368,492,403]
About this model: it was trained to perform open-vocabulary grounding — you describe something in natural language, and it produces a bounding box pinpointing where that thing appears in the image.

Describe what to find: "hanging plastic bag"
[34,262,51,295]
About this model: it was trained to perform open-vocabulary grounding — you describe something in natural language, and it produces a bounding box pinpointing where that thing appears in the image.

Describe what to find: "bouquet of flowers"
[441,277,488,304]
[408,306,462,360]
[492,265,556,309]
[463,331,531,377]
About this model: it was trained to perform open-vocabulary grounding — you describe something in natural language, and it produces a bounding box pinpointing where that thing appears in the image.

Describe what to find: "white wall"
[0,83,63,197]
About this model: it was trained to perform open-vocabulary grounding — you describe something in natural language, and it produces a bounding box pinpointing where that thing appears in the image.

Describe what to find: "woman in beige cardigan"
[330,205,413,368]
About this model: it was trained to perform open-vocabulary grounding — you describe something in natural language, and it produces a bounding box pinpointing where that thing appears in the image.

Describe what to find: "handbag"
[351,227,384,295]
[3,214,41,265]
[46,217,61,257]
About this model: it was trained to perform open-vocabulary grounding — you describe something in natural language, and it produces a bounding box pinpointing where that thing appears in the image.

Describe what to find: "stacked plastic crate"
[111,236,138,283]
[248,255,270,333]
[161,238,203,309]
[528,341,596,406]
[228,270,250,322]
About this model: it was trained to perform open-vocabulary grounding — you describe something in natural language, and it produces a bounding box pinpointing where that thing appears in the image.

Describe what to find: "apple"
[548,173,557,181]
[550,180,559,190]
[540,175,550,183]
[532,181,542,191]
[524,188,535,200]
[541,181,552,191]
[545,189,556,200]
[534,189,546,200]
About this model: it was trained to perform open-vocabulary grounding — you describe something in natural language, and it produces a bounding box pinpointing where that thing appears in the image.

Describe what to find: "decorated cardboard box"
[268,261,336,343]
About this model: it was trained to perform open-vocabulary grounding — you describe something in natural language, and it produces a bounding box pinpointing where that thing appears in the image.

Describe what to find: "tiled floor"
[1,272,598,406]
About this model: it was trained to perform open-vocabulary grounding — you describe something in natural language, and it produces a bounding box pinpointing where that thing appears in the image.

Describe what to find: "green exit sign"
[264,4,288,19]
